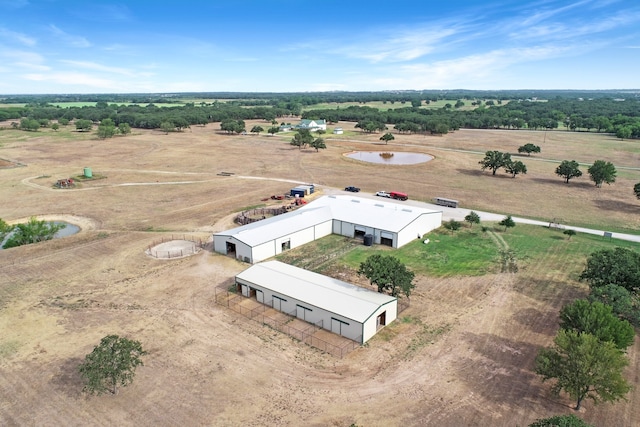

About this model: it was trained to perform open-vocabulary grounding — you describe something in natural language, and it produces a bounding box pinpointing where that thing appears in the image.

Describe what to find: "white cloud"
[13,62,50,71]
[49,25,91,48]
[58,60,135,76]
[0,27,36,46]
[332,27,460,63]
[23,72,116,89]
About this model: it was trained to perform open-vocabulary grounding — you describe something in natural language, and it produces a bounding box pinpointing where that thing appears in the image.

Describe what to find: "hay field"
[0,121,639,427]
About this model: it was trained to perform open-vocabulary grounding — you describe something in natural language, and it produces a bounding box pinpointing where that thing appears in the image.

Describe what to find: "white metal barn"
[213,195,442,263]
[235,260,398,343]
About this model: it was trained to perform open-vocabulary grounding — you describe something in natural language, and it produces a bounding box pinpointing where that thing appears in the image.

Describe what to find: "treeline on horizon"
[1,90,639,139]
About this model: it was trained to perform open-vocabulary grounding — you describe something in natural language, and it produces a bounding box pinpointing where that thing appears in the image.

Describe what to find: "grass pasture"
[1,120,640,426]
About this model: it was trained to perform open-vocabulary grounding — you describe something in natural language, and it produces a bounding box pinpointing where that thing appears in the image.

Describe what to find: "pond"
[0,221,80,250]
[345,151,433,165]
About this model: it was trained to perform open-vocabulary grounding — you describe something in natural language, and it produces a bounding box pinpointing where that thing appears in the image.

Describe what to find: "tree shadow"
[512,307,559,334]
[50,357,86,398]
[457,168,518,179]
[512,277,586,308]
[593,199,640,215]
[455,332,547,407]
[530,177,594,189]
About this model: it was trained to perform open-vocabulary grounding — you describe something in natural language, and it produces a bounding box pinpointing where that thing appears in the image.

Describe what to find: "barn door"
[273,298,282,311]
[256,290,264,303]
[331,318,342,335]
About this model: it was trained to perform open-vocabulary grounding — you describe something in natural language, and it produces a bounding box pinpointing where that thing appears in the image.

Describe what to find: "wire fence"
[146,234,205,259]
[214,287,361,358]
[235,207,289,225]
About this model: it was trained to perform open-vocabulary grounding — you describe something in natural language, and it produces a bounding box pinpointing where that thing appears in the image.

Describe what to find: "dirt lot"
[1,122,640,426]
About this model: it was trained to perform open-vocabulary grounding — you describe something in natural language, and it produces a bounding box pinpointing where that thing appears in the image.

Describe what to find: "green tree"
[0,218,14,243]
[443,219,462,232]
[290,129,313,150]
[118,123,131,135]
[559,299,634,350]
[79,335,146,395]
[579,247,640,293]
[250,125,264,135]
[555,160,582,184]
[528,414,593,427]
[464,211,480,227]
[357,254,415,298]
[220,119,245,134]
[19,118,40,131]
[379,132,395,144]
[616,126,632,140]
[498,215,515,232]
[479,150,511,175]
[267,126,279,136]
[634,183,640,199]
[309,137,326,152]
[587,160,616,188]
[51,123,60,131]
[160,121,174,134]
[2,217,65,249]
[75,119,93,132]
[504,159,527,177]
[535,329,630,410]
[58,118,70,126]
[97,118,116,139]
[517,143,541,156]
[563,229,576,240]
[588,284,640,327]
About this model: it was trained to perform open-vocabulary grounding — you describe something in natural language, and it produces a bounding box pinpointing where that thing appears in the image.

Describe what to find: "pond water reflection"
[0,221,80,249]
[345,151,433,165]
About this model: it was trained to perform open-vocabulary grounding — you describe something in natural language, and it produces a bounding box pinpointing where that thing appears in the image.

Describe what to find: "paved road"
[331,188,640,244]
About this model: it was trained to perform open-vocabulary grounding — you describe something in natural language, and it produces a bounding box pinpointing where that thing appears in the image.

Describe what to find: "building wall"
[235,277,367,343]
[396,212,443,248]
[215,220,334,264]
[361,300,398,343]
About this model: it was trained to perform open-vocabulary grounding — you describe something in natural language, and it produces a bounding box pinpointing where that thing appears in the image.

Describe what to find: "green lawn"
[290,223,639,279]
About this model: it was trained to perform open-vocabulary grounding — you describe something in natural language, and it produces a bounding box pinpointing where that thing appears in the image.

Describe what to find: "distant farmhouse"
[213,195,443,264]
[332,127,343,134]
[295,119,327,131]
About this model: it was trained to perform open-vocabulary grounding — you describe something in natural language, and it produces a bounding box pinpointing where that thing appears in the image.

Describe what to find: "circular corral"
[344,151,434,165]
[146,239,202,259]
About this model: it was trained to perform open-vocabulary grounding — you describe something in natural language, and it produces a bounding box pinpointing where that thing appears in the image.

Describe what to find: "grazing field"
[0,120,639,426]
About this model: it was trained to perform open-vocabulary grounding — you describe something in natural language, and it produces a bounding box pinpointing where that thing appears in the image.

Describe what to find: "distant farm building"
[332,127,343,134]
[295,119,327,131]
[235,260,397,344]
[213,195,442,264]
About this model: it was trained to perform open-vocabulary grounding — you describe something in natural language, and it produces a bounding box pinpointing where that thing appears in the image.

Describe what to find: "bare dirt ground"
[1,121,639,426]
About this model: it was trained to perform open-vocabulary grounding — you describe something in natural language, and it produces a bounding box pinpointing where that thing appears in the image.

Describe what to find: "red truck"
[390,191,408,201]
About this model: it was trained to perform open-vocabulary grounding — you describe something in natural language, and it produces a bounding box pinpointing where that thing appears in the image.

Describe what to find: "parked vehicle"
[390,191,408,201]
[376,191,391,198]
[434,197,458,208]
[344,186,360,192]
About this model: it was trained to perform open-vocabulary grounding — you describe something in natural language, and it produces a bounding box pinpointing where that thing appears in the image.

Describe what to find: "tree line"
[2,92,638,139]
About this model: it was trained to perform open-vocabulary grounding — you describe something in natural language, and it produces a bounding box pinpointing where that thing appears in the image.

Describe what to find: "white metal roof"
[214,195,440,247]
[216,205,333,247]
[236,260,396,323]
[299,195,440,232]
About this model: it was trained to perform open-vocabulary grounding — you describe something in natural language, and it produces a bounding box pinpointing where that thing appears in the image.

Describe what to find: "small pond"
[345,151,433,165]
[1,221,80,250]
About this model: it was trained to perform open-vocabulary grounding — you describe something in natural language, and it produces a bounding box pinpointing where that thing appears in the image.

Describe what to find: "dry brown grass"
[1,121,639,426]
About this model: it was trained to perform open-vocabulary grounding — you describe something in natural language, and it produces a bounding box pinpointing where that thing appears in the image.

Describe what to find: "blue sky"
[0,0,638,94]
